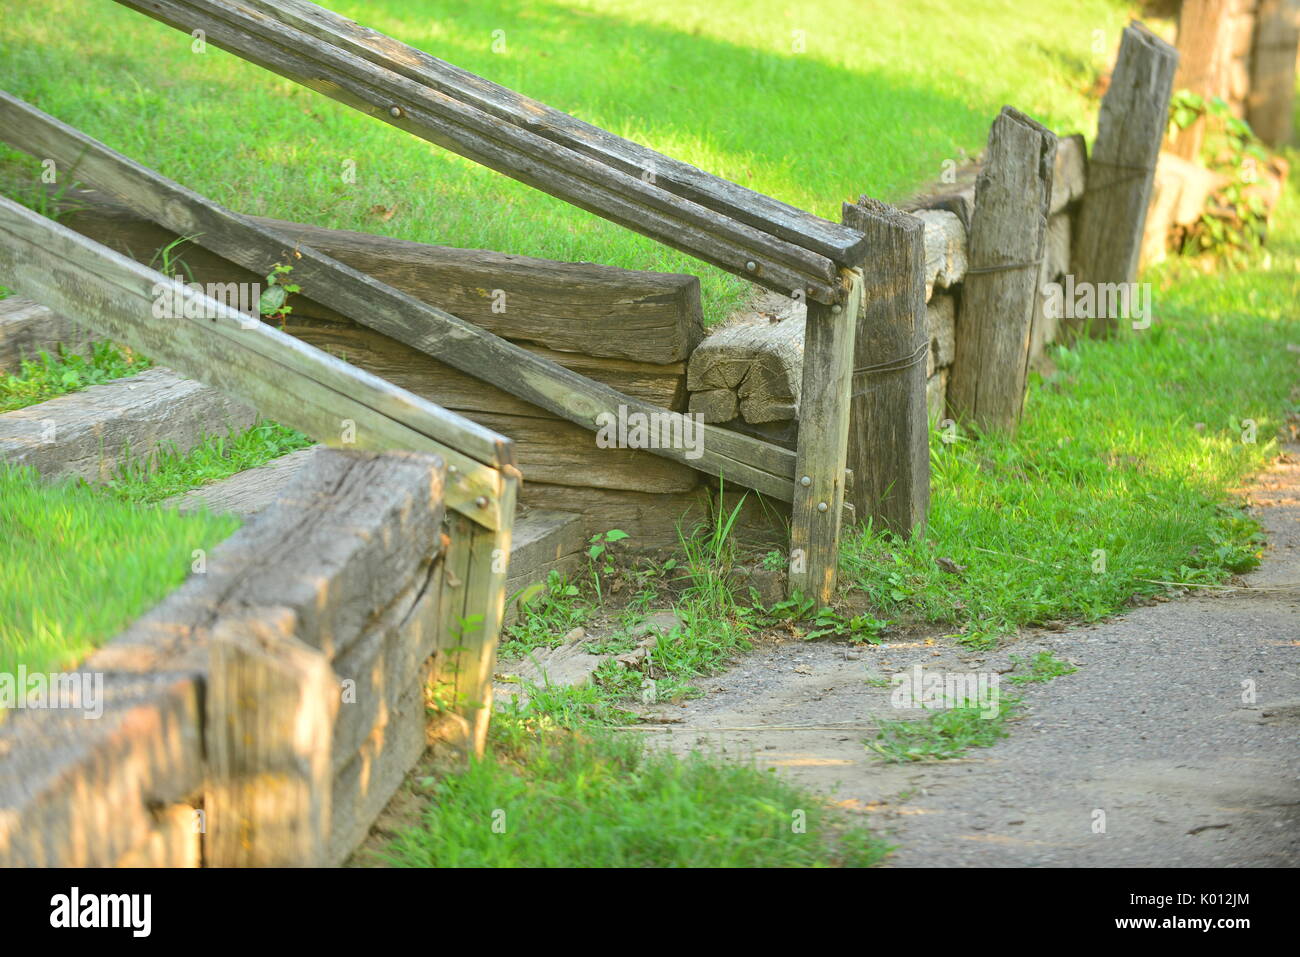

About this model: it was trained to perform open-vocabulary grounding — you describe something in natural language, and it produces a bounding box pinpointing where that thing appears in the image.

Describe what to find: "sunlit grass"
[103,420,312,506]
[0,465,239,678]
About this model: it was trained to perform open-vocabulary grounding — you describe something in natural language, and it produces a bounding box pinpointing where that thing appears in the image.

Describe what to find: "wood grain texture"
[0,675,204,867]
[0,192,512,528]
[683,205,971,433]
[432,476,516,757]
[926,293,957,377]
[900,132,1085,226]
[330,675,429,863]
[948,107,1056,432]
[205,611,339,867]
[1028,213,1072,367]
[504,508,586,609]
[49,196,695,491]
[1169,0,1233,160]
[235,0,867,266]
[1073,22,1178,335]
[687,309,804,423]
[0,448,496,867]
[688,388,740,424]
[94,449,452,677]
[162,447,319,516]
[281,318,698,492]
[915,209,969,301]
[517,479,787,550]
[788,270,860,604]
[842,199,930,533]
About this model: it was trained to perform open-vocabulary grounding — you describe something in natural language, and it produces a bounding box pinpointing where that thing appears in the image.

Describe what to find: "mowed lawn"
[0,0,1129,322]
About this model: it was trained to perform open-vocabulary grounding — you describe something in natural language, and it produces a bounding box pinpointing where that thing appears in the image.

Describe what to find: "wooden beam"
[0,297,94,373]
[1073,22,1179,336]
[50,188,704,364]
[111,0,861,304]
[0,195,513,528]
[0,91,797,502]
[448,477,515,757]
[41,188,694,406]
[788,271,860,605]
[842,199,930,531]
[948,107,1056,432]
[238,0,866,267]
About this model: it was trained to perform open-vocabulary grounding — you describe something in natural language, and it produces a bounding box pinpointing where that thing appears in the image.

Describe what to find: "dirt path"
[646,449,1300,866]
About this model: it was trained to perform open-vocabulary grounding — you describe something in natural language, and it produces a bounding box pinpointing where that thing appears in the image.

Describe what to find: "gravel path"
[647,449,1300,866]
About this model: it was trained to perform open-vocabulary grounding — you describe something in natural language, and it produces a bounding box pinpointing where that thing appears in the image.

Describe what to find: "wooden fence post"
[1073,23,1179,337]
[435,474,517,758]
[204,613,339,867]
[841,199,929,534]
[1248,0,1300,148]
[948,107,1057,432]
[788,271,861,605]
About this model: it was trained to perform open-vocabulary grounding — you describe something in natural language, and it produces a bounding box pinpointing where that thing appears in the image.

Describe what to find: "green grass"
[1007,651,1078,685]
[500,569,593,658]
[103,420,312,506]
[0,341,150,412]
[0,0,1128,325]
[842,158,1300,648]
[0,347,302,671]
[384,711,890,867]
[0,464,239,678]
[500,499,760,711]
[868,696,1020,763]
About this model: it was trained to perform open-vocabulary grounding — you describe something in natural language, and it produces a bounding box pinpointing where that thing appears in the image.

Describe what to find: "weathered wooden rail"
[0,192,517,754]
[116,0,865,305]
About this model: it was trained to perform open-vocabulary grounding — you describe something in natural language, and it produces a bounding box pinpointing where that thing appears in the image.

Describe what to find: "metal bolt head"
[475,495,488,509]
[831,304,842,315]
[389,105,404,118]
[745,260,757,273]
[800,475,811,487]
[817,501,828,513]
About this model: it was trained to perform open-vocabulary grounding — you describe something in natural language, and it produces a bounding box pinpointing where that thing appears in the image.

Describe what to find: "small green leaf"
[259,285,287,315]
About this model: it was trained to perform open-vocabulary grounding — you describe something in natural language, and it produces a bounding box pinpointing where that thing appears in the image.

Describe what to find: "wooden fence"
[684,22,1182,437]
[81,0,934,605]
